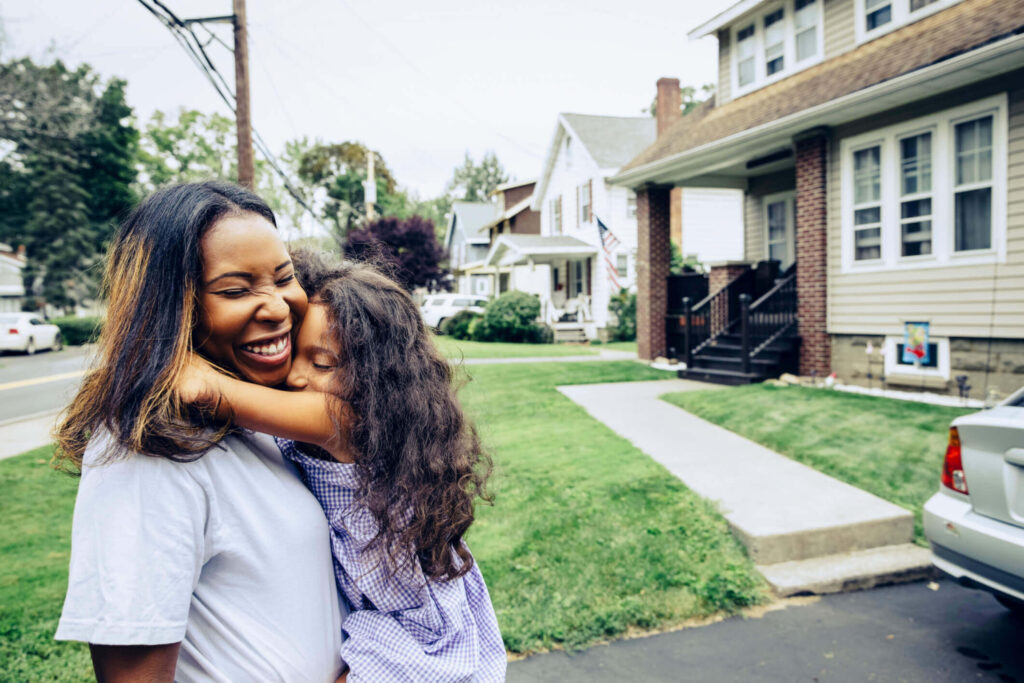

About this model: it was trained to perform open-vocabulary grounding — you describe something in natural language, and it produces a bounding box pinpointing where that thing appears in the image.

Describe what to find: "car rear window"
[454,299,472,306]
[1008,393,1024,408]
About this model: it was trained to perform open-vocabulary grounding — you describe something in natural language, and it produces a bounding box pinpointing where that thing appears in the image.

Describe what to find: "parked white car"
[420,294,488,331]
[0,313,63,354]
[924,386,1024,614]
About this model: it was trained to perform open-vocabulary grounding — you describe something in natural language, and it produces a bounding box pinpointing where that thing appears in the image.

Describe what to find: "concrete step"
[758,544,937,597]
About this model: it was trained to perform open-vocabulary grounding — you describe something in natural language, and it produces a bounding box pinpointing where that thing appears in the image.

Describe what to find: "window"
[731,1,823,95]
[551,197,562,234]
[616,254,628,278]
[574,261,583,296]
[794,0,818,62]
[899,132,933,257]
[864,0,892,31]
[954,116,993,252]
[579,183,591,225]
[764,193,795,269]
[763,9,785,76]
[840,95,1006,273]
[883,336,950,379]
[626,192,637,219]
[737,24,756,87]
[852,146,882,261]
[856,0,964,43]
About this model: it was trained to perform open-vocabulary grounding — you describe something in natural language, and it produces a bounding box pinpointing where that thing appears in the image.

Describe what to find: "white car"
[0,313,63,354]
[420,294,488,331]
[924,386,1024,614]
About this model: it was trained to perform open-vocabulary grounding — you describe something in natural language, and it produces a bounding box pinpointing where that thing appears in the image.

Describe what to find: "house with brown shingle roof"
[615,0,1024,398]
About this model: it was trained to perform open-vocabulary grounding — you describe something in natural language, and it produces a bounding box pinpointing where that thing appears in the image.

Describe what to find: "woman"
[54,181,345,682]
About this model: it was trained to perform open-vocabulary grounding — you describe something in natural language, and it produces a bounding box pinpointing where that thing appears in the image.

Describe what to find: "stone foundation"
[831,334,1024,402]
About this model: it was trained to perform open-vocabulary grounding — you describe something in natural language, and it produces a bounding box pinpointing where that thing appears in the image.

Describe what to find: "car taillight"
[941,427,969,495]
[7,328,16,334]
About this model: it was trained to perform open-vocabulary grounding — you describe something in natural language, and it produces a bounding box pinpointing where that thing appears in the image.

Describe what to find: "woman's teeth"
[242,337,287,356]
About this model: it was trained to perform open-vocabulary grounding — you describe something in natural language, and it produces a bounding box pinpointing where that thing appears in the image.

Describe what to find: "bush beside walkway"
[662,384,974,543]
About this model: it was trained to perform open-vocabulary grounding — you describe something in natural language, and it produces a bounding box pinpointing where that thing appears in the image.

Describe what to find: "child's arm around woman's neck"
[177,354,354,463]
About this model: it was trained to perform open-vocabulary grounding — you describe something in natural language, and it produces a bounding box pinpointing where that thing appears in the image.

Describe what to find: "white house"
[487,112,742,341]
[0,243,26,313]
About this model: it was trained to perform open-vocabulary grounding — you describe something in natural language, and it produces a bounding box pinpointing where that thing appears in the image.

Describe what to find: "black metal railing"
[737,272,798,373]
[677,269,755,367]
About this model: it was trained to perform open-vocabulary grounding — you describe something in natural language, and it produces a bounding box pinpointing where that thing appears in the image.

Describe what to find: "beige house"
[615,0,1024,399]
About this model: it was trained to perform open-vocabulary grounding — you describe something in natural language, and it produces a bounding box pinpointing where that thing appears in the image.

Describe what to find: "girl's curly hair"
[291,248,492,582]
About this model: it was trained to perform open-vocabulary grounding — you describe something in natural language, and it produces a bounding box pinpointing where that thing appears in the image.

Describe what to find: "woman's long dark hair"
[55,181,278,468]
[292,248,492,582]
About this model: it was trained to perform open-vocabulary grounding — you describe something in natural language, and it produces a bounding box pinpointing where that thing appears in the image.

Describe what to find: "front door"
[764,192,795,270]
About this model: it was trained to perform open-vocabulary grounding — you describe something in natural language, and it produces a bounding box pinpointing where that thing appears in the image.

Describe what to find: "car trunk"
[959,404,1024,529]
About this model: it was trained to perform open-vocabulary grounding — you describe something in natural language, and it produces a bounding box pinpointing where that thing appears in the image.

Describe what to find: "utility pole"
[232,0,254,189]
[364,152,377,220]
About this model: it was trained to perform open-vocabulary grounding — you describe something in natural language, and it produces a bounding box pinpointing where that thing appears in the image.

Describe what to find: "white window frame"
[883,334,950,380]
[616,253,629,279]
[762,191,796,269]
[626,192,637,219]
[839,94,1007,275]
[855,0,964,45]
[730,0,824,98]
[550,196,562,235]
[850,143,884,264]
[897,128,935,261]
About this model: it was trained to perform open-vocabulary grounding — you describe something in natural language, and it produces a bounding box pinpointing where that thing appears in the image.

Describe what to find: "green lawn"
[434,336,598,358]
[662,384,974,543]
[2,361,767,677]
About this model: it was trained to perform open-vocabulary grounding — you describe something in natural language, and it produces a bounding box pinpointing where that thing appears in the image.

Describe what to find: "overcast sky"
[3,0,734,198]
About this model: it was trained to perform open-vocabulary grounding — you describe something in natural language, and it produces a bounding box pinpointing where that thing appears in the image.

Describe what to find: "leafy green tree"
[446,151,508,203]
[135,109,237,192]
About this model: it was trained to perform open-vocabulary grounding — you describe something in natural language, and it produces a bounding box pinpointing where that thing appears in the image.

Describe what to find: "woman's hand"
[176,353,225,407]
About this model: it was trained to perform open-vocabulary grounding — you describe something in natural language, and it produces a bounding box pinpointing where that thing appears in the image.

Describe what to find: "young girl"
[181,249,506,682]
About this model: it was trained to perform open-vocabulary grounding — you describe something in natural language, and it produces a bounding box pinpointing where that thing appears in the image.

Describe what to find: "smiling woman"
[51,182,344,682]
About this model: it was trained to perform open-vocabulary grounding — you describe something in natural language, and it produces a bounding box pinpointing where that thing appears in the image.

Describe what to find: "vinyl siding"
[827,77,1024,339]
[717,29,732,106]
[823,0,855,60]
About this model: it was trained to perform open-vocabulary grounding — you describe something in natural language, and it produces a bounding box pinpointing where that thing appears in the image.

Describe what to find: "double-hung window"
[626,192,637,219]
[954,116,993,252]
[731,1,822,95]
[579,183,591,225]
[852,146,882,261]
[841,95,1006,273]
[550,197,562,234]
[899,132,933,257]
[857,0,963,43]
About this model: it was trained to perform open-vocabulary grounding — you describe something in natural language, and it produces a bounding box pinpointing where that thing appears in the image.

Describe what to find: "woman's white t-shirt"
[56,430,346,682]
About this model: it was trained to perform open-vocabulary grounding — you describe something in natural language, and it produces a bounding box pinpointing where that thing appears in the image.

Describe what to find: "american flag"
[596,216,622,291]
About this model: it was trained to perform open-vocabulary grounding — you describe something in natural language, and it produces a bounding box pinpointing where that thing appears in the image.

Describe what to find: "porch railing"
[679,269,755,367]
[736,272,797,374]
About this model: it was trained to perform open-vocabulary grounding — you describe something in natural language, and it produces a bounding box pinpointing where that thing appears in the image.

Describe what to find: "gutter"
[611,32,1024,187]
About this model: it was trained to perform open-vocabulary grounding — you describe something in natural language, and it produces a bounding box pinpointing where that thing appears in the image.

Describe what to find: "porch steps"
[678,333,800,386]
[557,379,933,597]
[553,327,588,343]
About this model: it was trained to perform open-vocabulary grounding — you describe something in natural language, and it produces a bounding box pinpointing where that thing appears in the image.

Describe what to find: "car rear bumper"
[924,490,1024,601]
[0,335,27,351]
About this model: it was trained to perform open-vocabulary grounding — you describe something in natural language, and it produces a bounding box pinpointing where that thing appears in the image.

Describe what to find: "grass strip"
[661,384,974,543]
[433,337,598,359]
[1,362,767,676]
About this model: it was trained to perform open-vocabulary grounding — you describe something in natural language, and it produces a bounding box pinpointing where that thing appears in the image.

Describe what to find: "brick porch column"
[637,186,671,360]
[795,130,830,376]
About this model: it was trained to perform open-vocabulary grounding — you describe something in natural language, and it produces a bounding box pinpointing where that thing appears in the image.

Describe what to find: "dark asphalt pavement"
[508,579,1024,682]
[0,345,92,422]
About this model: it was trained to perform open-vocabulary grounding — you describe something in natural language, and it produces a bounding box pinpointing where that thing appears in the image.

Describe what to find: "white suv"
[924,386,1024,614]
[420,294,488,331]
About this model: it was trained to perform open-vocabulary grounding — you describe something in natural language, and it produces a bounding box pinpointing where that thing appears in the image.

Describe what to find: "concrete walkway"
[558,379,932,596]
[0,410,60,460]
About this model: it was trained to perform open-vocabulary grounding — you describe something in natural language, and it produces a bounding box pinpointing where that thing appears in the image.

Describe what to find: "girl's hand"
[176,353,225,406]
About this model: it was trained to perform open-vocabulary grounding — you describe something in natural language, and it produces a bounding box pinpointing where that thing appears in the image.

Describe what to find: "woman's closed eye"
[276,274,296,286]
[216,287,250,298]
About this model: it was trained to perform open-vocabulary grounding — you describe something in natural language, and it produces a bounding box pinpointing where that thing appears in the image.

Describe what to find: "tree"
[0,57,138,311]
[445,151,508,203]
[645,83,716,118]
[135,109,237,192]
[343,215,448,291]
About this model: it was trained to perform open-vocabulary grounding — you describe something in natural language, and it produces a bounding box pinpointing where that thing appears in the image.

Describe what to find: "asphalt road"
[508,578,1024,682]
[0,345,92,423]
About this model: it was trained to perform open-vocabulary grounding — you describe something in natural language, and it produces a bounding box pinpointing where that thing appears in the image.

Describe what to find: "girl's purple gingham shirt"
[276,438,507,682]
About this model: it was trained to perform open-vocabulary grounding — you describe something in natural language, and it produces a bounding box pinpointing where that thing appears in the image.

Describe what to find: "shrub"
[441,310,480,340]
[477,291,542,343]
[608,289,636,341]
[52,316,103,346]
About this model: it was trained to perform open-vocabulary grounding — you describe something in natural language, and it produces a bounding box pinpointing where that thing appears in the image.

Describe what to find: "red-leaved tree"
[343,215,449,291]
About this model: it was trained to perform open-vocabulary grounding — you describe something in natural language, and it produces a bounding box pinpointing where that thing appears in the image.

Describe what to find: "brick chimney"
[656,77,681,137]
